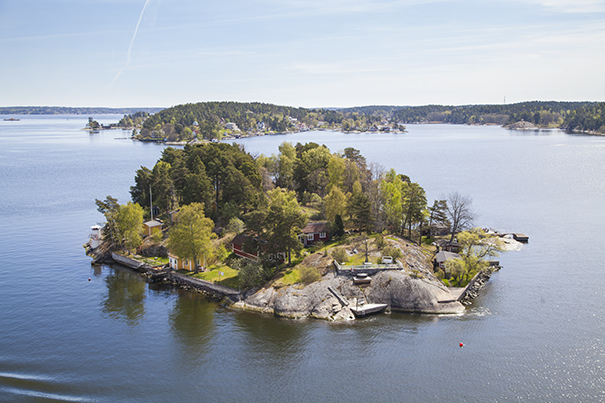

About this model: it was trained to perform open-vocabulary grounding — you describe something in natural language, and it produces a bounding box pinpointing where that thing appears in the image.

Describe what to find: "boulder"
[366,271,464,314]
[239,270,464,320]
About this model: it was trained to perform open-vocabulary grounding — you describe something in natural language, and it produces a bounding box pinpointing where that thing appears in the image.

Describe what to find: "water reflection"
[234,312,308,351]
[91,264,103,277]
[168,290,215,365]
[169,290,215,344]
[100,266,146,325]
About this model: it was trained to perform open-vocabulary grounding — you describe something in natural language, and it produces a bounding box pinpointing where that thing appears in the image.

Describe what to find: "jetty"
[107,251,242,302]
[489,232,529,243]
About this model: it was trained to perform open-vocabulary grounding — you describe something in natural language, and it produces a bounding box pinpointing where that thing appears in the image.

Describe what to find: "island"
[104,100,604,143]
[86,139,525,320]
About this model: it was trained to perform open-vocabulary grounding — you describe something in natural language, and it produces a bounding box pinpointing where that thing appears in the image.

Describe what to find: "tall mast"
[150,185,153,221]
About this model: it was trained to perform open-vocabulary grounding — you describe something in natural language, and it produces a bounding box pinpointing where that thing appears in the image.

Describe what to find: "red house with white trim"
[300,222,331,246]
[231,234,260,262]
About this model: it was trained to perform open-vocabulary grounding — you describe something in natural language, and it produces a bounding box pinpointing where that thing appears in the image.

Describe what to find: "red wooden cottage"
[231,234,260,262]
[300,222,331,246]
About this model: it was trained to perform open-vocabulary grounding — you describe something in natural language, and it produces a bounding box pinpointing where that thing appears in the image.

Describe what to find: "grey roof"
[435,239,460,247]
[231,234,250,246]
[435,251,461,263]
[301,221,330,234]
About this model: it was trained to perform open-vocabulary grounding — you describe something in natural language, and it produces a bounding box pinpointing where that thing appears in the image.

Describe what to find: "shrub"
[151,229,163,244]
[331,248,348,264]
[382,245,402,260]
[226,217,244,234]
[299,266,321,284]
[313,240,324,250]
[410,269,423,278]
[215,243,230,262]
[310,193,322,206]
[232,258,273,288]
[375,234,386,249]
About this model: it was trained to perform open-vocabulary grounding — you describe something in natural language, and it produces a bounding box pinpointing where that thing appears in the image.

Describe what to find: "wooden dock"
[491,232,529,243]
[511,233,529,243]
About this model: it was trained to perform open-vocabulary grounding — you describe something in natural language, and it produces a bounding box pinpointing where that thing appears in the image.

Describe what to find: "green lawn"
[188,265,240,288]
[346,254,379,265]
[281,269,300,286]
[134,256,169,266]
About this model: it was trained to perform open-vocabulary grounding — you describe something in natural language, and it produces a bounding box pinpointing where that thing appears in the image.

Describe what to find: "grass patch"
[134,256,169,266]
[346,254,378,265]
[282,269,300,284]
[194,264,237,280]
[181,265,240,288]
[275,269,300,287]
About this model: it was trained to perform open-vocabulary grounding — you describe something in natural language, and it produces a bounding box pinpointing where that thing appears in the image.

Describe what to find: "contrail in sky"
[111,0,151,86]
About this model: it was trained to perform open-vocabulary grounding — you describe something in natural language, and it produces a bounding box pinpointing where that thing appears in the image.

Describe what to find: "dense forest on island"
[128,100,604,141]
[562,102,605,134]
[133,101,383,141]
[342,101,601,128]
[97,141,496,288]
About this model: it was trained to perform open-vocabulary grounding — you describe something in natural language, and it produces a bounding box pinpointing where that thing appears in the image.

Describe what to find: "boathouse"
[143,220,162,236]
[168,253,201,271]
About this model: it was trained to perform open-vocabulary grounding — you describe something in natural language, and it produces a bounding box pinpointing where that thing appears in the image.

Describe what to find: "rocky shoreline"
[87,241,484,321]
[235,270,465,321]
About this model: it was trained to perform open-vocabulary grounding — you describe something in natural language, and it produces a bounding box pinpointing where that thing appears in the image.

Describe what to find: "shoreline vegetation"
[86,135,521,321]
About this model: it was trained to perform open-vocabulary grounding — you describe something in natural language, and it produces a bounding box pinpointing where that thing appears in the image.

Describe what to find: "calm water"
[1,117,605,402]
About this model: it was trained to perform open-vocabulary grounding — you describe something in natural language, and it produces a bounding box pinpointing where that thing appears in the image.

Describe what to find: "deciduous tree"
[446,191,475,241]
[168,203,214,273]
[445,228,504,285]
[324,186,348,223]
[116,202,144,252]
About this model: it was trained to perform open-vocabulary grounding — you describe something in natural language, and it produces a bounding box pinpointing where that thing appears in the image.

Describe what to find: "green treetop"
[445,228,504,285]
[168,203,214,273]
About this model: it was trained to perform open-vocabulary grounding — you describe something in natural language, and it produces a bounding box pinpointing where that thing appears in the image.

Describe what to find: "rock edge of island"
[88,241,496,321]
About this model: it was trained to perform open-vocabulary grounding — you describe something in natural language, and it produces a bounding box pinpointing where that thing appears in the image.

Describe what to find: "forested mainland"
[107,100,605,142]
[0,106,163,115]
[3,101,603,139]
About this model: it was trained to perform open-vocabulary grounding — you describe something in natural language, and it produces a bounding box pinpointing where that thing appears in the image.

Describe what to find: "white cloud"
[264,0,445,15]
[520,0,605,13]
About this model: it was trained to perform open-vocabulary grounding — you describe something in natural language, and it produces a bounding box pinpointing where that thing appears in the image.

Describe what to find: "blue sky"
[0,0,603,108]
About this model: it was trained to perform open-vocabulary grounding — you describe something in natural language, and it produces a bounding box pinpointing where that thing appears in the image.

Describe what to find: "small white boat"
[350,303,388,316]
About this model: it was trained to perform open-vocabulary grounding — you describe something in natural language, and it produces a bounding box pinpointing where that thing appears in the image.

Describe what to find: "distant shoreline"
[0,107,164,115]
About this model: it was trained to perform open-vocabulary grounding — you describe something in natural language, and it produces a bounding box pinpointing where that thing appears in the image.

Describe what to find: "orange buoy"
[459,342,464,347]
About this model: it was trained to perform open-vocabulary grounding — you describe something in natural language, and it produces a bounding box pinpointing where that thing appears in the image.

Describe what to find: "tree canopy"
[245,188,308,265]
[168,203,214,273]
[444,228,504,286]
[95,196,144,252]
